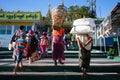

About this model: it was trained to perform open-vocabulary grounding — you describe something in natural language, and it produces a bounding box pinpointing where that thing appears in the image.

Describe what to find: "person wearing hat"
[13,32,27,75]
[39,31,48,58]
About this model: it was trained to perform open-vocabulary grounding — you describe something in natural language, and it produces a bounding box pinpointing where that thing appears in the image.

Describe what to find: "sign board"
[0,12,41,21]
[113,38,118,42]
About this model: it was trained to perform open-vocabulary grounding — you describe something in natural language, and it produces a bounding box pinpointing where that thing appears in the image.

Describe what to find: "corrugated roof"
[111,3,120,26]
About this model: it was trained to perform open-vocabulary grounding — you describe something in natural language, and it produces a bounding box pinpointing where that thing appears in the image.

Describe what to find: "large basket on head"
[52,5,67,27]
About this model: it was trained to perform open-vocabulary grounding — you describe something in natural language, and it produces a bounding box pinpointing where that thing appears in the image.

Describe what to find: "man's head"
[20,25,25,30]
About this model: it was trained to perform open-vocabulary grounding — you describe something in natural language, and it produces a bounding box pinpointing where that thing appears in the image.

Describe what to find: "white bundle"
[70,18,96,34]
[70,25,93,34]
[73,18,96,27]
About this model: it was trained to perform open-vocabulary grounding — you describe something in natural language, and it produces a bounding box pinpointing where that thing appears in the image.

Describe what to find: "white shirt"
[76,34,92,50]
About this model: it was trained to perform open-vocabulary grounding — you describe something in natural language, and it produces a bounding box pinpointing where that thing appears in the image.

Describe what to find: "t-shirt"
[15,39,27,53]
[52,28,64,37]
[76,34,92,50]
[40,36,48,46]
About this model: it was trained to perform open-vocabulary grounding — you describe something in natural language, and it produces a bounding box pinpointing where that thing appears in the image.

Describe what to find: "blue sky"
[0,0,119,18]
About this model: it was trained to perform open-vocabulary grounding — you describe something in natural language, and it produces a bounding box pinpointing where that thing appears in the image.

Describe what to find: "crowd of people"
[9,25,92,77]
[10,25,49,75]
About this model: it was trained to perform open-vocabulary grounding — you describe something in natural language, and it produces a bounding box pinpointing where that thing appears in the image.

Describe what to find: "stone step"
[0,57,120,80]
[0,50,107,54]
[0,51,107,58]
[0,54,107,59]
[0,72,119,80]
[1,58,119,66]
[0,58,120,72]
[0,65,119,72]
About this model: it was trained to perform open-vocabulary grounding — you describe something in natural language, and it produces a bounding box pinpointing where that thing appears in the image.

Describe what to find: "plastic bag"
[8,43,12,50]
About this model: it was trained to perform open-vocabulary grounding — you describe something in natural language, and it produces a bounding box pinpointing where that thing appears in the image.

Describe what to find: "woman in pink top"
[39,32,48,58]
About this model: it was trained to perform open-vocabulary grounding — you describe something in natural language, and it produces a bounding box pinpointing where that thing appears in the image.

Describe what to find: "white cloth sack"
[70,18,96,34]
[73,18,96,27]
[70,25,93,34]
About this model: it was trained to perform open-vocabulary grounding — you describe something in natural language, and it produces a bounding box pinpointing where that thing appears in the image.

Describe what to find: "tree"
[79,6,90,18]
[67,5,94,21]
[67,5,80,21]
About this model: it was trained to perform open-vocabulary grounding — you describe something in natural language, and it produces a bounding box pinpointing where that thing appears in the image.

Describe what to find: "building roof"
[111,3,120,26]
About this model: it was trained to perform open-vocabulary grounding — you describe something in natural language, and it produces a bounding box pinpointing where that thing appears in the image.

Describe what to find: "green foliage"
[108,48,117,56]
[67,5,96,21]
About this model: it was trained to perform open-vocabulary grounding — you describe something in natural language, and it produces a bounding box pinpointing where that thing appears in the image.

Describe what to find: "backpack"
[28,35,38,46]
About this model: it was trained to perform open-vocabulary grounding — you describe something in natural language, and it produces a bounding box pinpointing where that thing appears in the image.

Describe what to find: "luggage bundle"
[70,18,96,34]
[51,5,67,27]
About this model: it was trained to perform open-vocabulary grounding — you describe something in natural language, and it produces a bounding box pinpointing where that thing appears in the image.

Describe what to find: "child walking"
[39,32,48,58]
[13,33,27,75]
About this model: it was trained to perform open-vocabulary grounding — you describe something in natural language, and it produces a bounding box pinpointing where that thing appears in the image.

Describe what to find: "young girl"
[39,32,48,58]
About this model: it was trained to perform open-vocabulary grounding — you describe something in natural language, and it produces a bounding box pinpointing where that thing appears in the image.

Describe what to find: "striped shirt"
[15,39,27,53]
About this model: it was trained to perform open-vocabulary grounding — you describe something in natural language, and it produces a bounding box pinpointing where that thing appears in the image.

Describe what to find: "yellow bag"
[8,43,12,50]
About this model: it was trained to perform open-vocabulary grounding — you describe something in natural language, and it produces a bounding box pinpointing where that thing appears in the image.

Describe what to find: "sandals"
[58,60,64,65]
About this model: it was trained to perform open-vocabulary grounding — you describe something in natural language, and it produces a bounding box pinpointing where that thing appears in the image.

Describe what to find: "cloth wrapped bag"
[70,18,96,34]
[51,5,67,27]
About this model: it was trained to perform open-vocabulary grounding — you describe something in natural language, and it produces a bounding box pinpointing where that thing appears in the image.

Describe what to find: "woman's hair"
[20,25,25,30]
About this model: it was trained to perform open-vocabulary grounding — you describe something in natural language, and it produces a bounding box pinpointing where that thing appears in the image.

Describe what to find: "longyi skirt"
[79,48,91,70]
[52,36,65,60]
